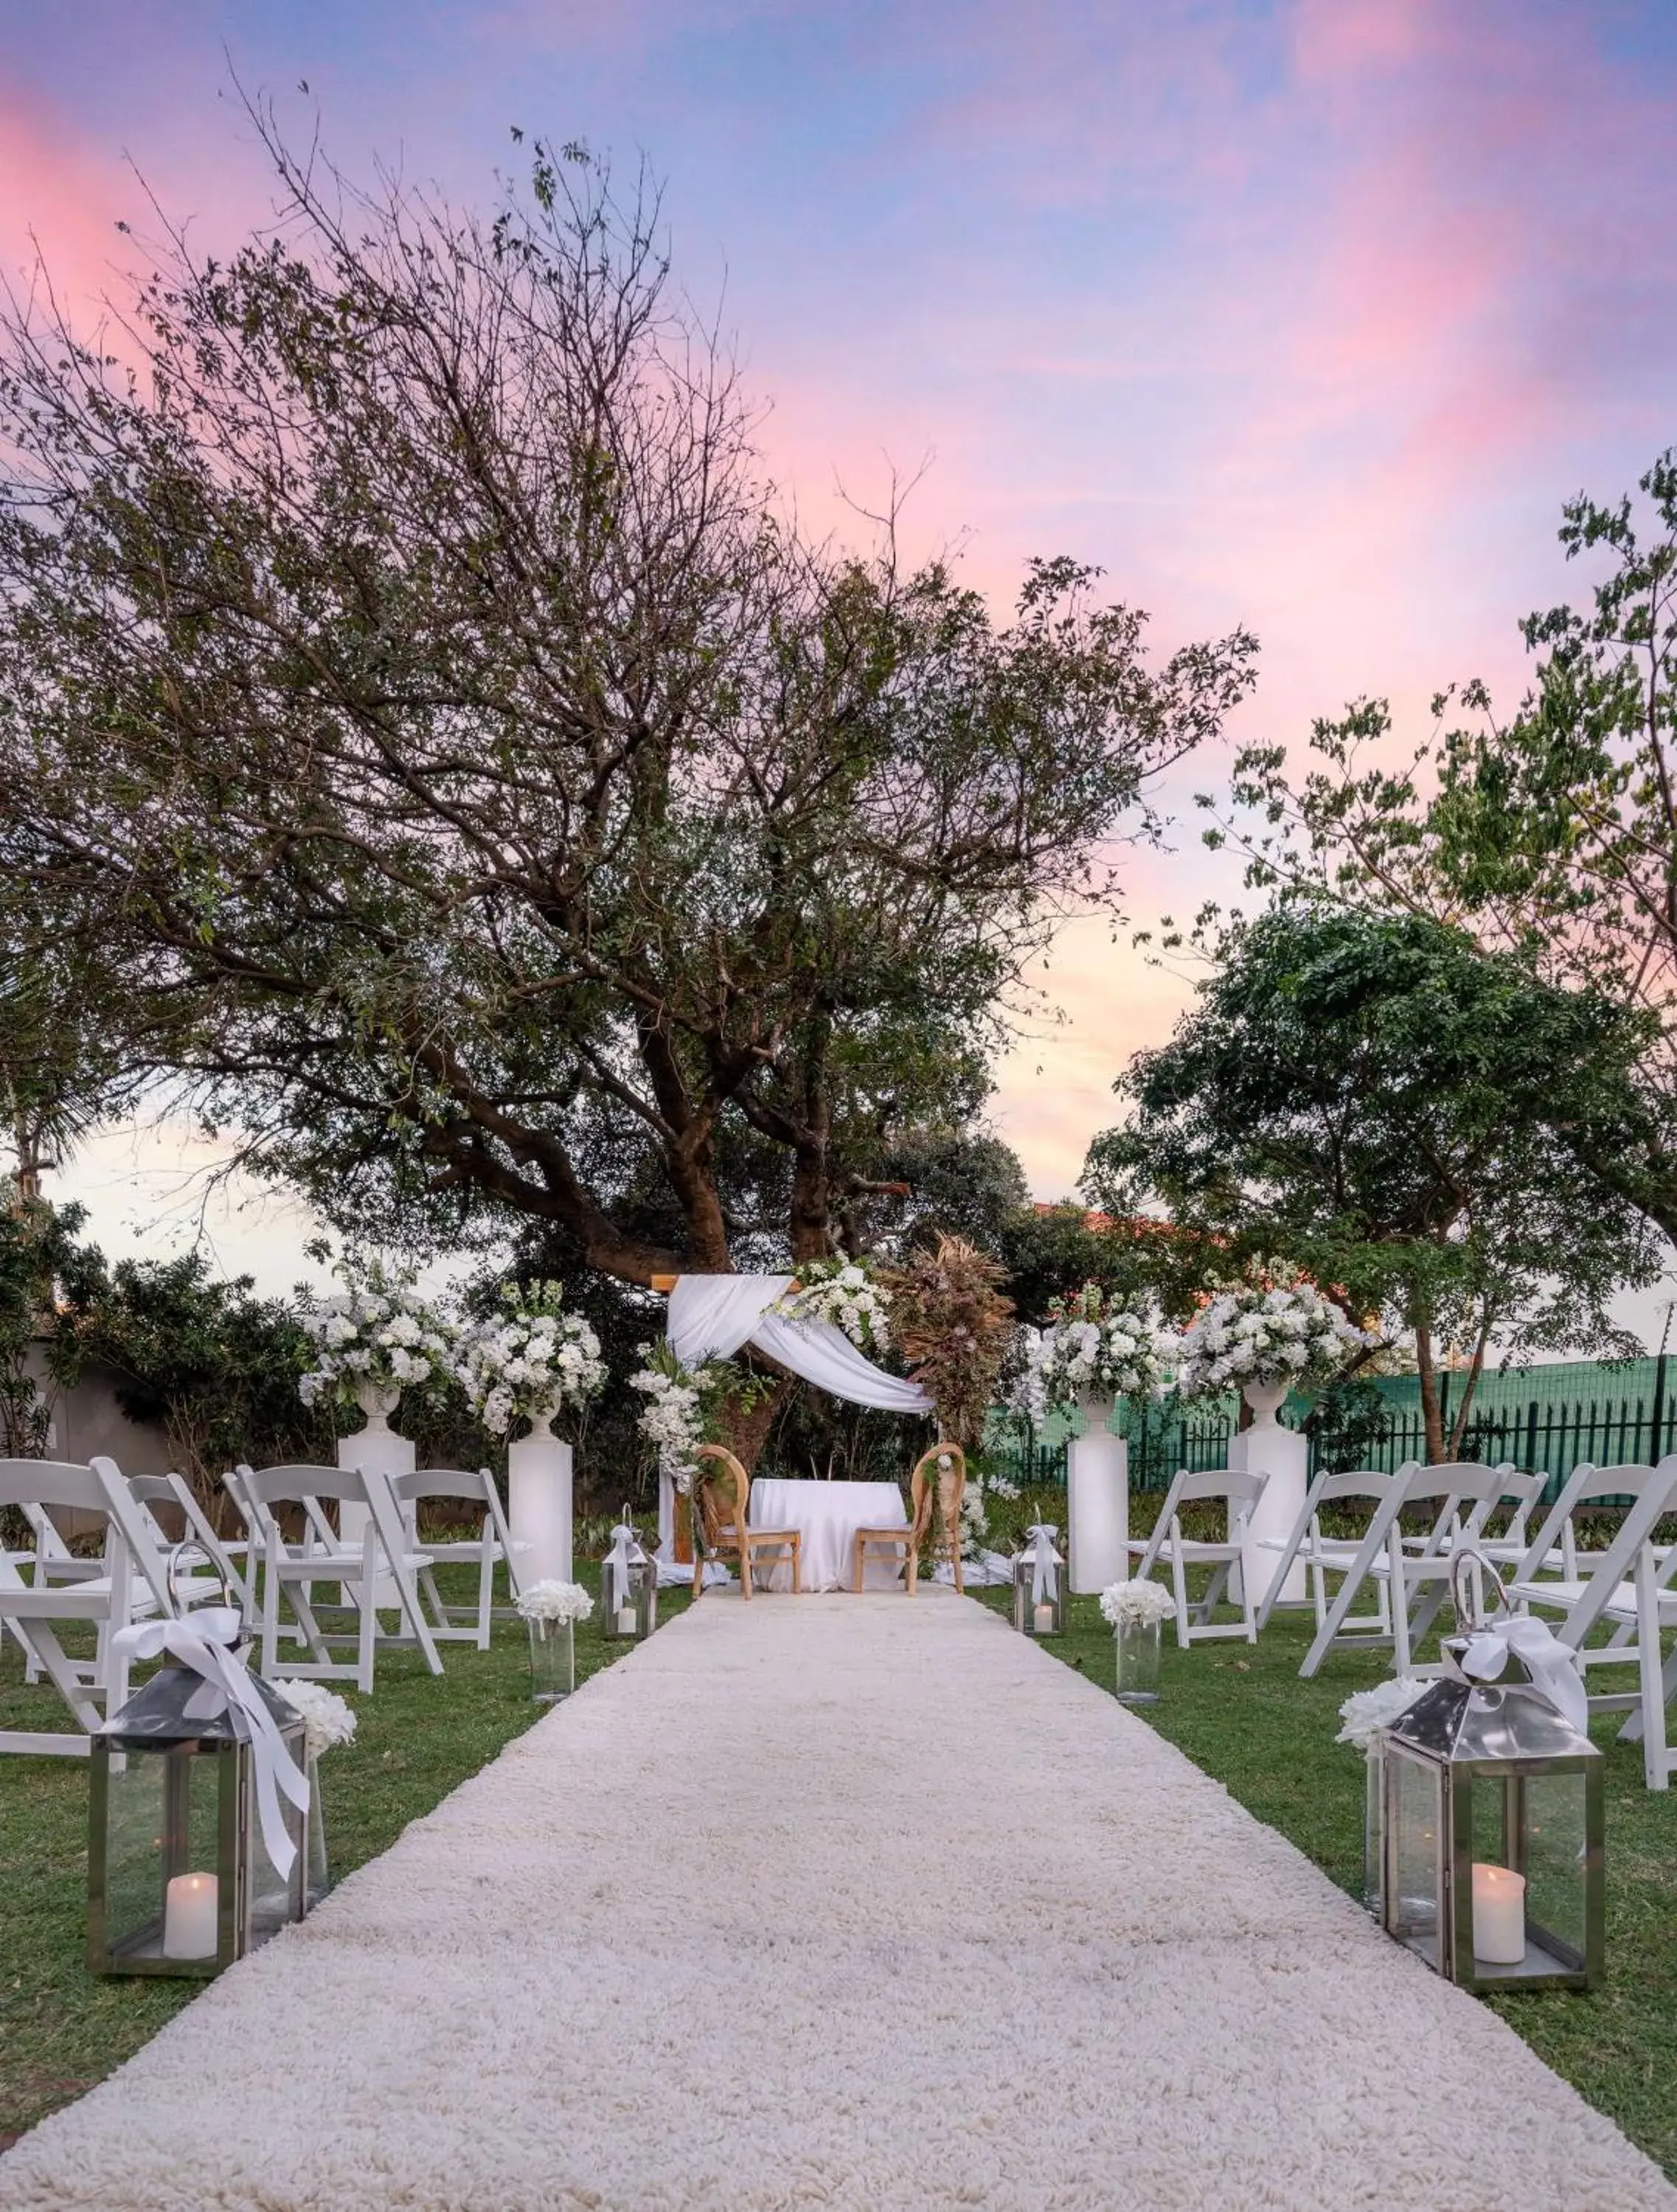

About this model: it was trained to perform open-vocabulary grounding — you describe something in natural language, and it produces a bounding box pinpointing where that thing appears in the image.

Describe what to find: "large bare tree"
[0,109,1258,1284]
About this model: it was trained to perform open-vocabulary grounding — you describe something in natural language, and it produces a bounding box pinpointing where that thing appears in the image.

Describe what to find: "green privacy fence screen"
[986,1354,1677,1501]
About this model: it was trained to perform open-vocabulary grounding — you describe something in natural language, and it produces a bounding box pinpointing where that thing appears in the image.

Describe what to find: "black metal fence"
[1307,1368,1677,1500]
[986,1405,1232,1495]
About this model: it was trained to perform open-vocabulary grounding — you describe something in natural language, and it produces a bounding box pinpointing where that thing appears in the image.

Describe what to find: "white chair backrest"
[1513,1461,1670,1586]
[1391,1459,1513,1555]
[130,1472,246,1605]
[243,1463,377,1509]
[1308,1467,1400,1514]
[1171,1467,1268,1513]
[389,1467,496,1511]
[0,1456,176,1619]
[1512,1455,1677,1649]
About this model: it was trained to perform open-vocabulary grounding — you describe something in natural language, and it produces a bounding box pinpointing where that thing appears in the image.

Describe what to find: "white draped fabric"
[666,1273,933,1416]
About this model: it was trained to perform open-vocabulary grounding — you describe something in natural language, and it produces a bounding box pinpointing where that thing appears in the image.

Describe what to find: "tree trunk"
[1445,1314,1493,1461]
[1414,1319,1445,1465]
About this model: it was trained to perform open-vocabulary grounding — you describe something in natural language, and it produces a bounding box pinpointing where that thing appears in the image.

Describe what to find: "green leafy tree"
[0,1196,101,1458]
[0,107,1257,1290]
[1209,454,1677,1244]
[1084,907,1660,1461]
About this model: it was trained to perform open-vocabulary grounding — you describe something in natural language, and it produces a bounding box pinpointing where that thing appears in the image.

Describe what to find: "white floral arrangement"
[1173,1261,1369,1400]
[515,1579,594,1626]
[628,1340,715,1492]
[456,1279,606,1437]
[297,1259,454,1410]
[1099,1579,1175,1630]
[774,1259,892,1355]
[270,1680,358,1761]
[1015,1284,1171,1422]
[1336,1677,1428,1748]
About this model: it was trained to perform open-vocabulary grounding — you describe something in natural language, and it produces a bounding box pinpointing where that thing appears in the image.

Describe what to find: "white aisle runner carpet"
[6,1592,1675,2212]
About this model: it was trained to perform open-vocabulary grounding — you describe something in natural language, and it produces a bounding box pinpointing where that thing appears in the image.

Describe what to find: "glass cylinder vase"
[528,1616,576,1704]
[306,1757,331,1910]
[1363,1739,1384,1919]
[1114,1616,1162,1705]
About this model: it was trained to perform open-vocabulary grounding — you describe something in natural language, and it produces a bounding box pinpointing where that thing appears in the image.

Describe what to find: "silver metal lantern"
[88,1651,309,1979]
[600,1517,658,1641]
[1012,1524,1066,1637]
[1379,1559,1603,1992]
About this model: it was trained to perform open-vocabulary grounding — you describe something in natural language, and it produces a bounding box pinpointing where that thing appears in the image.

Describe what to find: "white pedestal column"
[1067,1397,1130,1593]
[338,1385,414,1609]
[1235,1381,1308,1607]
[508,1415,572,1587]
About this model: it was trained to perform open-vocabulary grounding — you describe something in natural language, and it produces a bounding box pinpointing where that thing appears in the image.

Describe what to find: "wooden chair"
[689,1446,801,1601]
[852,1444,967,1596]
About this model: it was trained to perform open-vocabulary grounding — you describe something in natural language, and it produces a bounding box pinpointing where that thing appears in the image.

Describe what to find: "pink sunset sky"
[3,0,1674,1293]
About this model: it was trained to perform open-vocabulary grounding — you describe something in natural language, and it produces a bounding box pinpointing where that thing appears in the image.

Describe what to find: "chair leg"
[1637,1546,1669,1791]
[476,1541,494,1651]
[791,1534,801,1595]
[906,1541,919,1598]
[358,1565,377,1695]
[740,1542,752,1601]
[1170,1544,1191,1649]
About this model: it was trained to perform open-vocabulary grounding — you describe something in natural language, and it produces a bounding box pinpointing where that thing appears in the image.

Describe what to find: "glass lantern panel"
[1387,1750,1443,1972]
[103,1745,224,1967]
[1521,1769,1591,1974]
[244,1750,308,1950]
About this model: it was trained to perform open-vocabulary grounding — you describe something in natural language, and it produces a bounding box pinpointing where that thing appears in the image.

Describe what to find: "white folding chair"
[389,1467,520,1649]
[0,1456,178,1755]
[127,1472,253,1621]
[1507,1457,1677,1789]
[1253,1467,1400,1644]
[241,1463,443,1693]
[1130,1468,1269,1646]
[1297,1461,1514,1679]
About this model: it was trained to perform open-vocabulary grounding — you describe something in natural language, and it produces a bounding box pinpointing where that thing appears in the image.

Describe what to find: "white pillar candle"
[615,1605,636,1635]
[162,1871,220,1960]
[1471,1863,1526,1965]
[1032,1602,1055,1635]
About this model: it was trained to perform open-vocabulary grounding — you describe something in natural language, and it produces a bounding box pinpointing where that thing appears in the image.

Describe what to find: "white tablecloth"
[747,1478,909,1592]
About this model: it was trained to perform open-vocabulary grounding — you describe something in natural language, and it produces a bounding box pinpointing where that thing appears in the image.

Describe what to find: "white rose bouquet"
[456,1279,606,1437]
[1336,1677,1428,1748]
[1099,1579,1175,1630]
[269,1680,358,1761]
[1174,1259,1369,1400]
[296,1259,454,1411]
[1015,1284,1171,1421]
[515,1579,594,1626]
[775,1259,892,1355]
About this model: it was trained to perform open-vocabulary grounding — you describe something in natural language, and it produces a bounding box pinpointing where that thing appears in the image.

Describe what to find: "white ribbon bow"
[109,1607,312,1882]
[1023,1523,1063,1608]
[1459,1614,1589,1737]
[604,1523,647,1612]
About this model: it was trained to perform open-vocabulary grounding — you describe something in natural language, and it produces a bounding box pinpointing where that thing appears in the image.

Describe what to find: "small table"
[746,1478,909,1593]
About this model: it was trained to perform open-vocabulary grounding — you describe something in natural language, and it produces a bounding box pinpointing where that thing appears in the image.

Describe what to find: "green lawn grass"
[7,1569,1677,2180]
[0,1569,678,2145]
[978,1585,1677,2183]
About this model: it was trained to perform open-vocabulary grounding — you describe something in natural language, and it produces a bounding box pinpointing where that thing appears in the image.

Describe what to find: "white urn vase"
[338,1377,414,1607]
[508,1408,572,1587]
[1066,1394,1130,1595]
[1232,1377,1308,1608]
